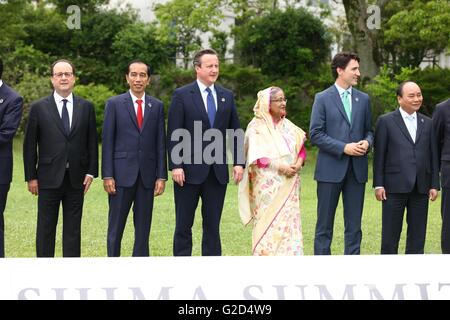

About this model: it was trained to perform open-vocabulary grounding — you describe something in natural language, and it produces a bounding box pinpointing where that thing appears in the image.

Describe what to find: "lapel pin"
[221,97,225,103]
[421,118,424,123]
[0,99,4,104]
[147,102,152,108]
[355,97,359,102]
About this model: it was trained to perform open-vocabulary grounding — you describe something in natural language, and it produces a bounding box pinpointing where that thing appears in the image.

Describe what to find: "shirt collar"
[129,90,145,105]
[53,91,73,104]
[197,79,215,94]
[334,83,352,97]
[399,107,416,119]
[0,80,3,88]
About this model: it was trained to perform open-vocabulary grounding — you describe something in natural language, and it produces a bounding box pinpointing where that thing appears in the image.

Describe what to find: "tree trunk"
[342,0,386,82]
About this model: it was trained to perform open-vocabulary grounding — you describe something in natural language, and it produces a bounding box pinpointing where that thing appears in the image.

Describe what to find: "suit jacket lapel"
[0,83,7,102]
[415,113,424,144]
[393,109,415,145]
[329,86,351,126]
[140,94,153,131]
[69,95,81,137]
[48,95,68,137]
[190,82,210,127]
[350,90,361,126]
[124,92,139,131]
[214,85,226,128]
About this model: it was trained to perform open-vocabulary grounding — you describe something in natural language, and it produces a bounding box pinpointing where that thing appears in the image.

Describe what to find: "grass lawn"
[4,138,442,257]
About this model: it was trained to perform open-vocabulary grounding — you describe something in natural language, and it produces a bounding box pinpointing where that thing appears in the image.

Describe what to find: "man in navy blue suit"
[433,97,450,253]
[167,49,244,256]
[0,57,23,258]
[102,60,167,257]
[309,52,373,255]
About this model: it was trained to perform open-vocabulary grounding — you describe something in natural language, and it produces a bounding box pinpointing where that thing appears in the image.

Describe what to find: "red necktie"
[136,99,143,129]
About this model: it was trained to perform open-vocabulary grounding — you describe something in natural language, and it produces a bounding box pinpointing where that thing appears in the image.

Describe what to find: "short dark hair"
[396,80,416,97]
[51,59,76,76]
[126,60,150,76]
[193,49,219,68]
[331,52,360,79]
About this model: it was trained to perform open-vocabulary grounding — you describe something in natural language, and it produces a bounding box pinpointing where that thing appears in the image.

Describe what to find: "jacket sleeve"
[373,116,387,188]
[87,101,99,178]
[101,99,116,179]
[0,95,23,145]
[156,101,168,180]
[23,103,39,181]
[167,90,185,171]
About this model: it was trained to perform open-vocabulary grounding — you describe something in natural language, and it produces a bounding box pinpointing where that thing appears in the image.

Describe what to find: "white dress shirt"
[399,107,417,143]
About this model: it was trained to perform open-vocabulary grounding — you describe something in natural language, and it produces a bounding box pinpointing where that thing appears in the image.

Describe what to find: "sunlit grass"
[4,138,442,257]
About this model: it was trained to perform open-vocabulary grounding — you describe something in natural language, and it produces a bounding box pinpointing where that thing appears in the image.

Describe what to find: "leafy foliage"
[234,8,331,78]
[73,84,117,138]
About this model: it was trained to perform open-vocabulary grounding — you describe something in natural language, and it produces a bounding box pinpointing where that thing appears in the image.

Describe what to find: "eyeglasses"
[53,72,74,78]
[270,97,287,103]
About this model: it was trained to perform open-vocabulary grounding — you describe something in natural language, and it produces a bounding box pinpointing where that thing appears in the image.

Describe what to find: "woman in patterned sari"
[238,86,307,256]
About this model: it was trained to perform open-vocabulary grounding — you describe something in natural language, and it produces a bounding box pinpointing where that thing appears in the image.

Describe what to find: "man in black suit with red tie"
[374,81,439,254]
[0,57,23,258]
[432,97,450,253]
[23,59,98,257]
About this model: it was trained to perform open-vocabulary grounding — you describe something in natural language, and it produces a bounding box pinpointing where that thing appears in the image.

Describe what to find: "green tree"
[384,0,450,68]
[47,0,110,13]
[154,0,224,69]
[234,7,331,78]
[0,0,28,54]
[74,84,116,138]
[110,23,175,92]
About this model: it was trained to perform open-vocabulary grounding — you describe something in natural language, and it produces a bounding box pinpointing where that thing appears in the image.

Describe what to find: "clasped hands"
[275,159,304,178]
[344,140,369,156]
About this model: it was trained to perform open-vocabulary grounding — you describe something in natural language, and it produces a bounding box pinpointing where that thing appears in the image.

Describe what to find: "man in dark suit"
[167,48,244,256]
[374,81,439,254]
[309,52,373,255]
[0,57,23,258]
[431,98,450,253]
[23,59,98,257]
[102,60,167,257]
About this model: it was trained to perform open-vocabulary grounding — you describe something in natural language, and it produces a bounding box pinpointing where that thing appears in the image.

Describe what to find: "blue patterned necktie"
[205,87,216,127]
[342,90,352,123]
[61,99,70,135]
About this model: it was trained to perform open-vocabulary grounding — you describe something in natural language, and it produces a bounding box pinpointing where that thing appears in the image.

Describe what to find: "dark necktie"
[61,99,70,135]
[206,87,216,127]
[136,99,143,129]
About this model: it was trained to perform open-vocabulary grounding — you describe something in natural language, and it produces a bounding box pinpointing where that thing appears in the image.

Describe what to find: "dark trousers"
[0,184,10,258]
[107,173,154,257]
[381,185,428,254]
[440,188,450,254]
[173,169,227,256]
[36,171,84,257]
[314,163,365,255]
